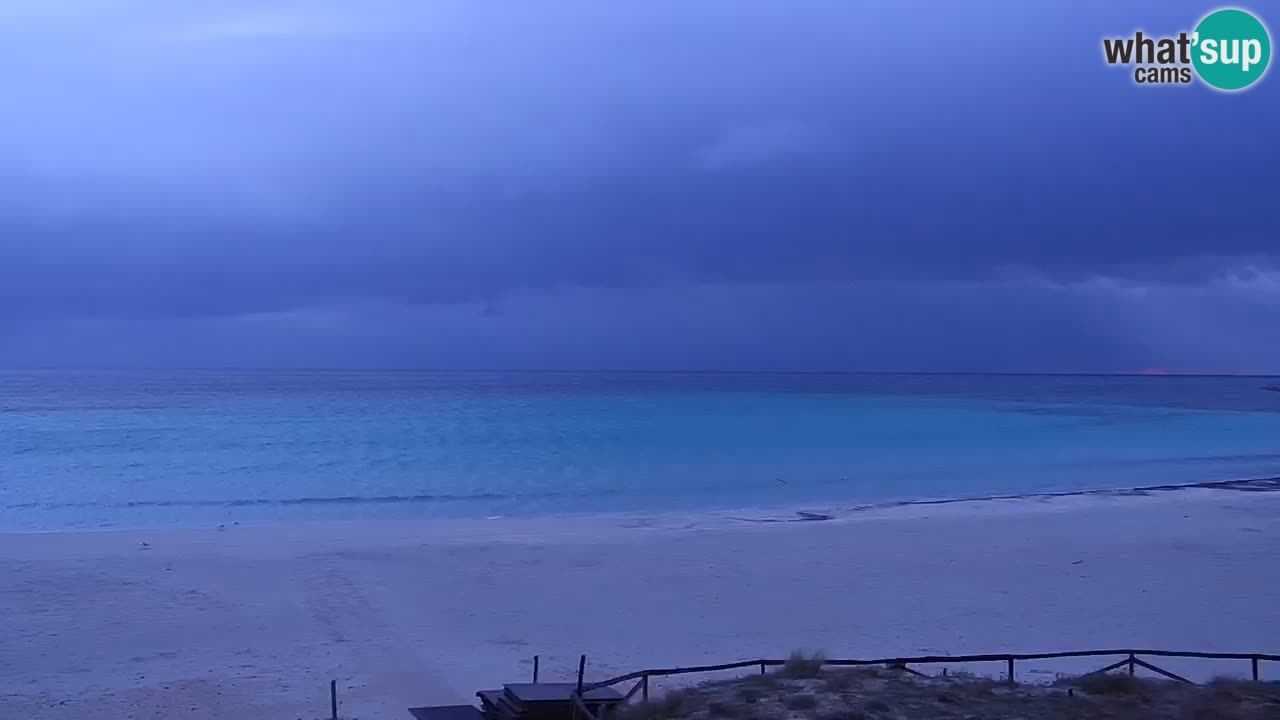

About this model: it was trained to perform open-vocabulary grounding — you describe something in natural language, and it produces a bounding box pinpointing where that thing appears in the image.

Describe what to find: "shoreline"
[3,474,1278,538]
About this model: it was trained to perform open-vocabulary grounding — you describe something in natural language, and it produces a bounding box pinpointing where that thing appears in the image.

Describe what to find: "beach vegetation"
[1064,671,1151,696]
[735,687,761,704]
[705,700,751,718]
[783,693,818,710]
[616,665,1280,720]
[621,688,703,720]
[822,670,861,691]
[779,650,826,679]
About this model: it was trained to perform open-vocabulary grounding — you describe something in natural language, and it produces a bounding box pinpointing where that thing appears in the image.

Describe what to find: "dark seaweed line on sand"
[6,477,1278,519]
[727,477,1280,524]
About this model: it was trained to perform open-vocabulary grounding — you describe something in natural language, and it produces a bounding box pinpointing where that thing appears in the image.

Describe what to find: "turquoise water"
[2,371,1279,531]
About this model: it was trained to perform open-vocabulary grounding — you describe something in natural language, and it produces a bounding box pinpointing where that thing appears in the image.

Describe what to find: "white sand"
[2,488,1279,720]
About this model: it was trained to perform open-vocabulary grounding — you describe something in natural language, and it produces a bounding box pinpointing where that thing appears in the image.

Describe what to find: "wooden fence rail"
[566,647,1279,716]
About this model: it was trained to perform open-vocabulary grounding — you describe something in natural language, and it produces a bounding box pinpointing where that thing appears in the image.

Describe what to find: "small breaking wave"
[0,488,627,512]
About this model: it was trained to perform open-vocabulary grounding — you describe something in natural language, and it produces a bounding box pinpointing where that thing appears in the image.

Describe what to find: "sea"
[1,370,1278,532]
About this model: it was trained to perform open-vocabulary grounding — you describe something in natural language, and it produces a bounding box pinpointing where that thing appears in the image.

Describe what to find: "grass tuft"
[779,650,826,679]
[1073,672,1149,696]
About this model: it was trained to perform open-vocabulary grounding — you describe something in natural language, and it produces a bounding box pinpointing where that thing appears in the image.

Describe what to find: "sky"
[1,0,1277,373]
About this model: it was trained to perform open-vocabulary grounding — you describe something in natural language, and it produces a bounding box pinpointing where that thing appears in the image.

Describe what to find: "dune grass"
[617,651,1280,720]
[778,651,826,679]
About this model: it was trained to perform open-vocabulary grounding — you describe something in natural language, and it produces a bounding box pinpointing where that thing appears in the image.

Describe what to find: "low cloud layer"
[2,0,1277,371]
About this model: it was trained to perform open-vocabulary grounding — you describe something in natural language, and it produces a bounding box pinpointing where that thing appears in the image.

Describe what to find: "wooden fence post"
[1006,658,1014,687]
[330,679,338,720]
[642,674,649,702]
[1252,657,1259,682]
[759,662,766,675]
[577,654,587,694]
[1128,654,1136,676]
[533,655,540,683]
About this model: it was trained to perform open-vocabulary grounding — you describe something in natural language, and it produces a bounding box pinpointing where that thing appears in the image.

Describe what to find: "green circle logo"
[1192,8,1271,91]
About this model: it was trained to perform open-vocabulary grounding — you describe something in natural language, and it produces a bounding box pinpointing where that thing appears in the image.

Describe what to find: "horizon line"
[3,366,1279,379]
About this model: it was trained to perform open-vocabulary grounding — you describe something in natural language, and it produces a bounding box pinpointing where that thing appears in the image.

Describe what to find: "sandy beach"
[3,487,1279,720]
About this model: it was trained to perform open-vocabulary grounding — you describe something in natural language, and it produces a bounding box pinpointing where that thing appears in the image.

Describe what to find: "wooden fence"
[563,648,1280,719]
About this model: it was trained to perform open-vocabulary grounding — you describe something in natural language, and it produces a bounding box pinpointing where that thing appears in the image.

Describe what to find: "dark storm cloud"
[1,0,1278,370]
[6,277,1279,373]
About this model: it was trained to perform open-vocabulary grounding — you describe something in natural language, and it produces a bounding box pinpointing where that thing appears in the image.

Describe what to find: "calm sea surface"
[2,371,1278,531]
